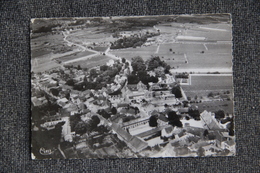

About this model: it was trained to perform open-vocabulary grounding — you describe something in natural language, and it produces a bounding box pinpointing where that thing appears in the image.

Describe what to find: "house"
[127,81,146,92]
[165,74,175,84]
[95,146,117,158]
[174,146,190,156]
[200,110,223,130]
[57,98,69,107]
[109,114,123,123]
[170,133,194,147]
[40,115,64,130]
[136,81,147,91]
[108,89,122,98]
[86,97,95,103]
[117,103,129,108]
[128,91,145,100]
[63,103,79,115]
[178,108,189,114]
[120,107,139,116]
[31,96,48,107]
[61,117,73,142]
[157,114,168,126]
[122,117,149,130]
[148,83,161,91]
[161,126,183,138]
[202,144,222,153]
[136,126,164,139]
[127,84,138,91]
[111,123,148,153]
[161,126,174,138]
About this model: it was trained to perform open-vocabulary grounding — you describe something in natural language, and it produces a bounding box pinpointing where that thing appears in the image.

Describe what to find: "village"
[31,53,235,158]
[30,15,235,159]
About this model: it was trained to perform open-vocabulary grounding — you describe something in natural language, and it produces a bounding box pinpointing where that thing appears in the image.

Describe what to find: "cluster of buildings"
[31,55,235,158]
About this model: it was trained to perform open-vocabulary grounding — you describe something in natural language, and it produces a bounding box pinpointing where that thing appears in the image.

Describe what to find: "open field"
[110,41,232,71]
[194,100,234,114]
[93,46,108,52]
[31,33,74,58]
[110,45,158,61]
[67,54,112,69]
[66,27,116,46]
[55,50,95,62]
[156,22,231,42]
[31,55,61,73]
[182,75,232,91]
[182,75,233,100]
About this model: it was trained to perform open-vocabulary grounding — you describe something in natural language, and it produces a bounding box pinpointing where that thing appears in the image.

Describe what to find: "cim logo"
[39,147,55,155]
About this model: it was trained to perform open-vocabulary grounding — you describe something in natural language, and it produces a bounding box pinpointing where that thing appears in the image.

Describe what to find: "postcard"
[31,14,235,159]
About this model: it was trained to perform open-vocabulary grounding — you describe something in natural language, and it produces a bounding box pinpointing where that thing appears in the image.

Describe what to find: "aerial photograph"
[31,14,235,159]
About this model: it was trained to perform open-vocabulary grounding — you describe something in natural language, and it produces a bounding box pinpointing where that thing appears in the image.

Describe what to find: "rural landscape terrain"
[31,14,235,159]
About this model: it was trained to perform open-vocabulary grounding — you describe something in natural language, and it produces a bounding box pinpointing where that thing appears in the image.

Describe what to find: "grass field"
[110,45,158,61]
[31,33,73,58]
[156,22,231,42]
[181,75,234,114]
[67,54,112,69]
[110,41,232,71]
[93,46,108,52]
[55,50,95,62]
[182,75,233,99]
[67,27,116,46]
[31,55,61,73]
[195,100,234,114]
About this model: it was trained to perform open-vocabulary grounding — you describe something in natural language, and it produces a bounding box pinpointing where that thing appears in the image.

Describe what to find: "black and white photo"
[31,14,235,159]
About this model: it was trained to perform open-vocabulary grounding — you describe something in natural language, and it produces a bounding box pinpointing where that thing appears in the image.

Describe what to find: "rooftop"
[122,117,149,127]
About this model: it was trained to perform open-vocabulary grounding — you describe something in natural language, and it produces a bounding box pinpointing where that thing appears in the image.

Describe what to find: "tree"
[88,115,100,131]
[50,88,60,96]
[167,111,182,127]
[150,76,159,83]
[147,58,160,71]
[66,79,74,86]
[97,109,111,119]
[203,129,209,137]
[70,113,81,132]
[167,111,179,121]
[183,101,189,107]
[164,65,171,74]
[215,110,225,120]
[171,85,182,98]
[208,92,214,97]
[127,74,140,84]
[131,56,146,73]
[169,119,183,128]
[134,107,139,115]
[188,107,200,120]
[149,115,158,127]
[125,62,129,68]
[83,75,88,82]
[91,115,100,126]
[111,107,117,115]
[100,65,108,71]
[89,69,98,78]
[74,121,87,135]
